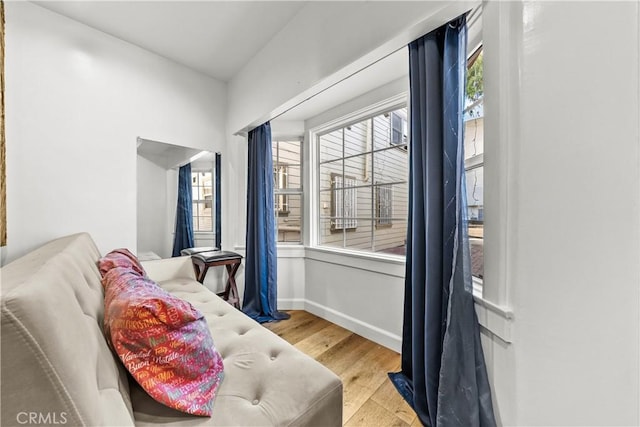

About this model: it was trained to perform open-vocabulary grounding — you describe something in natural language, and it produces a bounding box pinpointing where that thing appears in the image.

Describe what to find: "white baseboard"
[303,300,402,353]
[276,297,506,353]
[277,298,306,310]
[276,298,402,352]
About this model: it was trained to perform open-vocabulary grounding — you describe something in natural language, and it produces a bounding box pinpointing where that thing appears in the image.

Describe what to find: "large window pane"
[200,171,212,187]
[191,170,214,232]
[466,165,483,279]
[316,105,409,256]
[193,185,203,201]
[373,147,408,184]
[396,182,409,220]
[320,160,341,192]
[356,185,373,215]
[286,164,301,189]
[277,194,302,243]
[375,218,408,256]
[345,220,373,251]
[466,166,484,222]
[319,188,333,221]
[372,113,391,150]
[331,182,358,231]
[319,130,343,163]
[343,121,368,157]
[192,202,213,232]
[344,154,371,183]
[464,117,484,159]
[319,218,343,248]
[277,141,300,163]
[198,215,212,232]
[464,46,484,280]
[273,139,302,244]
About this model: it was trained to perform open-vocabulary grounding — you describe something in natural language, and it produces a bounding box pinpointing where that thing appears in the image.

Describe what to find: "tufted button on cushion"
[130,272,344,426]
[2,233,343,427]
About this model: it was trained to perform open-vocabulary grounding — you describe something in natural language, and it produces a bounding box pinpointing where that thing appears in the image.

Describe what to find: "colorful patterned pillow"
[98,248,147,277]
[99,251,224,416]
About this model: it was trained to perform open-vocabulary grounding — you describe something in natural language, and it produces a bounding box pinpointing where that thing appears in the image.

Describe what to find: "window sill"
[473,293,514,344]
[307,247,513,342]
[305,246,405,277]
[237,243,513,342]
[234,244,306,259]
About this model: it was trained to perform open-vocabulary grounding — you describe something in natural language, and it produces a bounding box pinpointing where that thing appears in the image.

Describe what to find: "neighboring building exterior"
[317,107,409,254]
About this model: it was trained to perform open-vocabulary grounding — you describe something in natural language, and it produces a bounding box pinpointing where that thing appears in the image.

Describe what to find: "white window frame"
[309,93,408,258]
[470,1,516,342]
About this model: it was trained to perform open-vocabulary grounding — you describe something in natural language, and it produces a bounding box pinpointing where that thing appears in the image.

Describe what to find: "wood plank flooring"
[263,310,418,426]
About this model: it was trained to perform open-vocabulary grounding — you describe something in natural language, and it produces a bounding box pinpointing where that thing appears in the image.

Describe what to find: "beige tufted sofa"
[1,233,342,426]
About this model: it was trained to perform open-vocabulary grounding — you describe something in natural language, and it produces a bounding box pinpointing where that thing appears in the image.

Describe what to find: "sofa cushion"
[100,253,224,416]
[131,275,344,426]
[1,233,135,427]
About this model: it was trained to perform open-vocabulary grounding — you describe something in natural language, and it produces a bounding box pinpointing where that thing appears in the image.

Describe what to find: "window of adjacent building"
[390,111,408,146]
[464,46,484,280]
[317,106,409,256]
[273,140,303,244]
[331,173,358,230]
[376,184,393,227]
[192,170,213,232]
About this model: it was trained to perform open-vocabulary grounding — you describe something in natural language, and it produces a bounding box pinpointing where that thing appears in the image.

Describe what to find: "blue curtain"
[243,122,290,323]
[389,14,496,427]
[172,163,195,257]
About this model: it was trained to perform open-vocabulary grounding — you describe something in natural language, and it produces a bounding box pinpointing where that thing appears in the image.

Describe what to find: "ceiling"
[137,138,214,169]
[33,0,411,123]
[279,48,408,122]
[33,1,307,82]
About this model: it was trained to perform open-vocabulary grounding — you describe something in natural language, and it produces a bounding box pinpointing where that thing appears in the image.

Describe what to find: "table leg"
[224,262,241,309]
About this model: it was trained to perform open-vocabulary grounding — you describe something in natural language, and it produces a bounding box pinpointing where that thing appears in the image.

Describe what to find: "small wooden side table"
[190,251,243,309]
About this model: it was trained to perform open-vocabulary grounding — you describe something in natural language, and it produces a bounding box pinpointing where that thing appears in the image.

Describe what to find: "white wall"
[136,155,170,258]
[305,250,405,351]
[4,2,226,263]
[224,1,473,333]
[227,1,640,425]
[297,78,409,350]
[227,1,474,134]
[9,1,637,424]
[481,1,640,425]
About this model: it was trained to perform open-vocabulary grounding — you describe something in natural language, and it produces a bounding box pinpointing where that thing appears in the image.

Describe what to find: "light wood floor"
[263,310,420,426]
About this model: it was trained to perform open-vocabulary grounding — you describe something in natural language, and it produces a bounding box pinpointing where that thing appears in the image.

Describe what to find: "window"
[390,111,407,146]
[331,174,357,230]
[376,184,393,227]
[464,46,484,280]
[317,105,408,255]
[272,140,303,244]
[192,170,213,232]
[274,164,289,215]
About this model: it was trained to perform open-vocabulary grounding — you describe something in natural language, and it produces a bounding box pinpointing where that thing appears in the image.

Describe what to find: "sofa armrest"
[141,256,196,283]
